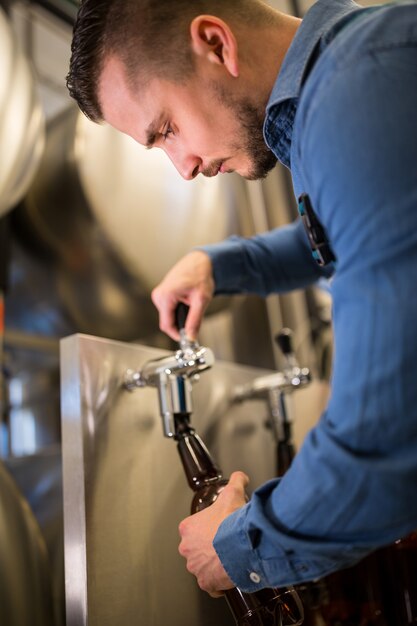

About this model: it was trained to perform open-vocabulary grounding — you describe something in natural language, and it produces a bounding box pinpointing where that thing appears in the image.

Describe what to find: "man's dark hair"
[66,0,270,122]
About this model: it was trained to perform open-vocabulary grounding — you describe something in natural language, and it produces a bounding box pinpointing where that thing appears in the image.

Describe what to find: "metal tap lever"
[232,328,311,462]
[275,328,293,357]
[233,329,310,402]
[175,303,195,353]
[175,302,189,335]
[124,303,214,437]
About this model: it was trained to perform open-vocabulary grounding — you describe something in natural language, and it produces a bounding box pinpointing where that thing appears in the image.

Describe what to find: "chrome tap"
[124,304,214,437]
[233,329,311,402]
[232,329,311,474]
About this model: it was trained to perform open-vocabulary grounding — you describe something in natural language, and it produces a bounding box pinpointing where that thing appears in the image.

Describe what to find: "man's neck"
[240,11,302,109]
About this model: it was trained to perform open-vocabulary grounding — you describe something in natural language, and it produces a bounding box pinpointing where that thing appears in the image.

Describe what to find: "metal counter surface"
[60,333,326,626]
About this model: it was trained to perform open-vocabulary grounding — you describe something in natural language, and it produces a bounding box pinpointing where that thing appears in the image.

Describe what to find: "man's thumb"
[224,471,250,503]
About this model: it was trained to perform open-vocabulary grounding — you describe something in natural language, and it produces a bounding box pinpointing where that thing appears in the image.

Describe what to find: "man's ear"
[189,15,239,78]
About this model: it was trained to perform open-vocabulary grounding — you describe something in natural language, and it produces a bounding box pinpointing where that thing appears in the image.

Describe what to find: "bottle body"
[377,531,417,625]
[190,483,303,626]
[275,440,416,626]
[225,585,304,626]
[175,422,304,626]
[272,421,387,626]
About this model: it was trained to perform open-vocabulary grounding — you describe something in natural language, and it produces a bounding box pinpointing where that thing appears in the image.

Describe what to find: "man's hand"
[151,250,215,341]
[178,471,249,596]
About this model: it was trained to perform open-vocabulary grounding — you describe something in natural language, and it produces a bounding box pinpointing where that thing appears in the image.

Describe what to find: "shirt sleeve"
[199,218,334,297]
[213,42,417,591]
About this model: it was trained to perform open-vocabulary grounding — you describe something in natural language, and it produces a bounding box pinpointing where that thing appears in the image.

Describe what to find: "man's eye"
[161,125,174,140]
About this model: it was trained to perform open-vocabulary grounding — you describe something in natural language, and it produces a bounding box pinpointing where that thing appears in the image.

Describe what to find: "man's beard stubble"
[210,81,277,181]
[237,99,277,180]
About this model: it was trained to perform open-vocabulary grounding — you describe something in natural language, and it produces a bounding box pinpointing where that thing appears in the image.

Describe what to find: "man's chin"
[221,150,277,181]
[238,148,277,180]
[244,160,278,181]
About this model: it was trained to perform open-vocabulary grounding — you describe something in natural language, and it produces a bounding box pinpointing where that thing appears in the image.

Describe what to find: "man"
[67,0,417,598]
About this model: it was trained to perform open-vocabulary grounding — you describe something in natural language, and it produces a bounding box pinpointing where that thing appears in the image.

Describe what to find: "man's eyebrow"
[145,113,165,149]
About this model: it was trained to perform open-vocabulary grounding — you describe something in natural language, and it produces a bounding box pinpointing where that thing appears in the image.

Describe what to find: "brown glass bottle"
[277,437,415,626]
[308,527,417,626]
[174,413,304,626]
[376,531,417,625]
[271,398,386,626]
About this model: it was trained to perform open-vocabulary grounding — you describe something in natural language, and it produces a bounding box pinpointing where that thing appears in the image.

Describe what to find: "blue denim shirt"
[205,0,417,592]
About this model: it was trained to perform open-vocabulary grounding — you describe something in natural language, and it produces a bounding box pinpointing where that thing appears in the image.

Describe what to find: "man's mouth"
[202,160,228,177]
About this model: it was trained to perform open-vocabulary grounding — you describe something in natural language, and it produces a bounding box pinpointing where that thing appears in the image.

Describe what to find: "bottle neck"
[277,440,295,476]
[174,414,223,492]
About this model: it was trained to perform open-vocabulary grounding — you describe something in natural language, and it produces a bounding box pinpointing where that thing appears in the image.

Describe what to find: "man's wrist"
[197,237,244,294]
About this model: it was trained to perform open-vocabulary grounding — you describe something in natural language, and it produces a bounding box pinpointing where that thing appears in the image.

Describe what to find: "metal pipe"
[29,0,78,26]
[289,0,303,18]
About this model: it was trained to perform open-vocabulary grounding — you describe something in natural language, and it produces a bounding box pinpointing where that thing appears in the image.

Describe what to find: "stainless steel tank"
[15,106,250,342]
[0,459,56,626]
[5,446,65,626]
[0,6,45,217]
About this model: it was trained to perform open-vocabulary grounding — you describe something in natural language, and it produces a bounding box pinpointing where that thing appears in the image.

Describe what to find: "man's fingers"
[227,471,250,492]
[151,250,215,341]
[208,590,224,599]
[177,472,247,596]
[184,295,208,340]
[220,471,250,507]
[152,291,180,341]
[156,297,204,342]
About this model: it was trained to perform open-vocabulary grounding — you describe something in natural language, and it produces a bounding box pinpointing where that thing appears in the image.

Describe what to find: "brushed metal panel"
[60,333,326,626]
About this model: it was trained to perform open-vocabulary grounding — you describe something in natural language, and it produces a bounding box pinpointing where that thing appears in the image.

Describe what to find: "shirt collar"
[266,0,362,112]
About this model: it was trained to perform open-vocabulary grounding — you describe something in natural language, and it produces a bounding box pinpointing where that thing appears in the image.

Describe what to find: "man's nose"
[165,148,201,180]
